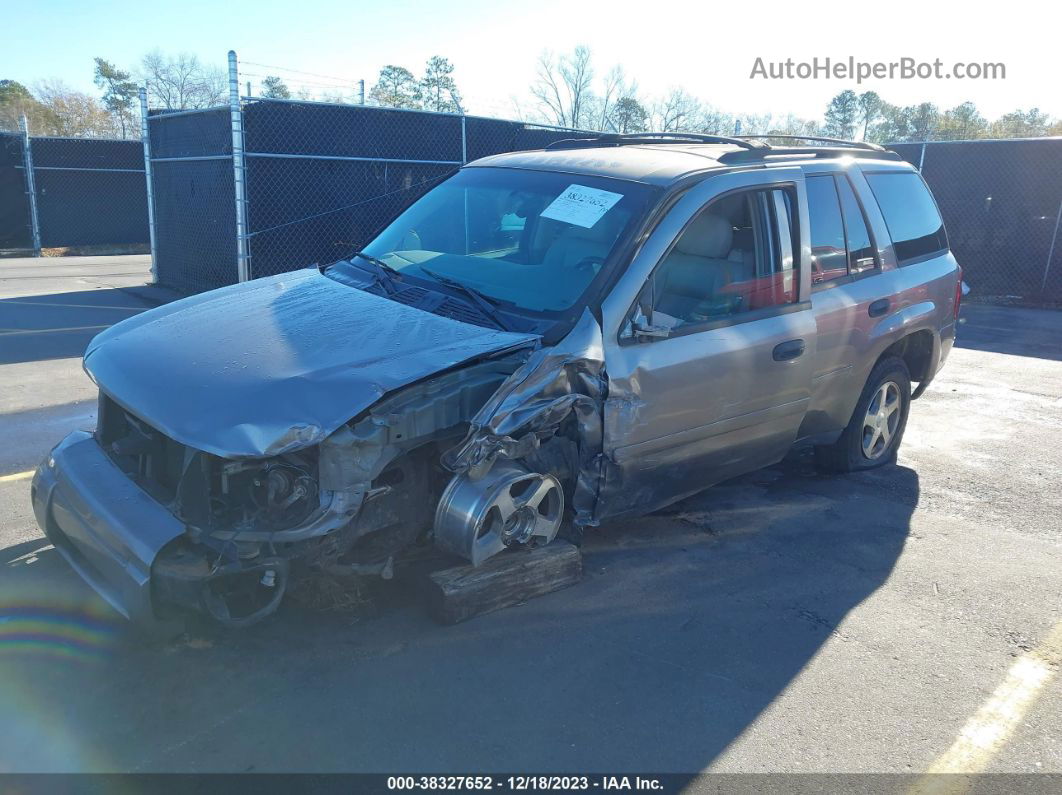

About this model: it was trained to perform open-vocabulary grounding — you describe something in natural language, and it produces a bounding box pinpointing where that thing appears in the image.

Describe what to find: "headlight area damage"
[90,309,609,628]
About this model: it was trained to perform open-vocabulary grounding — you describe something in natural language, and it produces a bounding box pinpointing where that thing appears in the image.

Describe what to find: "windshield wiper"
[417,267,512,332]
[350,250,401,294]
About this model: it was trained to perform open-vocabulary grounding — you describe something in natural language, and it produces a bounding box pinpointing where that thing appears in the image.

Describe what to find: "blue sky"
[3,0,1058,121]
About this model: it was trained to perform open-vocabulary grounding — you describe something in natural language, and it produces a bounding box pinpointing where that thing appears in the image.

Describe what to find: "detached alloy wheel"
[815,356,911,473]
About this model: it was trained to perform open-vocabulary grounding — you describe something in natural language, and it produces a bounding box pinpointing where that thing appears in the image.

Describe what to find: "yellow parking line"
[0,470,35,483]
[0,324,110,336]
[911,620,1062,793]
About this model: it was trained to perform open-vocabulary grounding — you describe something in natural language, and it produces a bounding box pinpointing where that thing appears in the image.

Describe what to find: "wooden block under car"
[426,541,582,625]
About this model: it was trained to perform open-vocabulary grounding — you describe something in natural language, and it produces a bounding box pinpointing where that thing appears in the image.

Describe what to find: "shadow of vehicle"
[0,450,917,773]
[956,303,1062,362]
[0,288,157,365]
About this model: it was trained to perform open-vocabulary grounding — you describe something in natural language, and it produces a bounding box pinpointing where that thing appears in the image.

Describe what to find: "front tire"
[815,356,911,473]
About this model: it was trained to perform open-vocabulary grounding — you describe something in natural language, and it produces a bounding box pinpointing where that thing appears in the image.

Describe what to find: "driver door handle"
[773,339,805,361]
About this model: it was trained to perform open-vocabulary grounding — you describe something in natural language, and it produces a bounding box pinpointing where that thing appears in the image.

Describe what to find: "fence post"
[1042,198,1062,294]
[18,114,42,256]
[460,114,468,165]
[228,50,251,283]
[139,88,159,283]
[917,142,927,172]
[461,114,469,252]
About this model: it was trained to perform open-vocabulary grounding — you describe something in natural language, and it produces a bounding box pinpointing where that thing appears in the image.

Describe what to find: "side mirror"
[632,317,670,340]
[623,308,670,342]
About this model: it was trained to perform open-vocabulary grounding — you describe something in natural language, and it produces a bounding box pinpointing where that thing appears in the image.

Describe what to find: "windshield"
[346,167,654,313]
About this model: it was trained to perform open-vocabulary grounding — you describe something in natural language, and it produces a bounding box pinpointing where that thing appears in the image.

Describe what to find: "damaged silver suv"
[32,133,962,628]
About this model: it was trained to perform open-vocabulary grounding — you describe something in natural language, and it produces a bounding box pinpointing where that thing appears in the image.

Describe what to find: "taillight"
[954,265,963,319]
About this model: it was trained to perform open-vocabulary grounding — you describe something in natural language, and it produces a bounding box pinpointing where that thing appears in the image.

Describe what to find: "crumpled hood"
[84,269,538,458]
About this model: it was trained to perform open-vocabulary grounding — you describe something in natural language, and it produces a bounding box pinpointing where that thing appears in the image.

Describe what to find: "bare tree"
[31,80,116,137]
[696,106,733,135]
[732,113,773,136]
[767,113,821,138]
[595,66,625,130]
[654,88,701,132]
[530,52,565,125]
[318,89,350,104]
[140,51,226,110]
[560,46,593,128]
[531,46,594,128]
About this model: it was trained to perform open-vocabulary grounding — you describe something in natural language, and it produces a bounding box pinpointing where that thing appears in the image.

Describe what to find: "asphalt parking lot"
[0,255,1059,776]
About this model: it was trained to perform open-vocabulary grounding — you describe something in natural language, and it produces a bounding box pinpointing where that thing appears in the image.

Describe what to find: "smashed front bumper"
[31,430,185,626]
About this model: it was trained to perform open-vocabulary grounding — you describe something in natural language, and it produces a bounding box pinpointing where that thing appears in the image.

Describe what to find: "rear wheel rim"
[861,380,902,460]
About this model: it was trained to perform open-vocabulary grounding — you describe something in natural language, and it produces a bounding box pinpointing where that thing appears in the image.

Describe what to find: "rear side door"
[799,167,901,438]
[860,168,960,377]
[597,168,815,520]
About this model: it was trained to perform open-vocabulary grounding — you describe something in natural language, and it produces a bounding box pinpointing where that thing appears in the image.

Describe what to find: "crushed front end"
[33,350,542,628]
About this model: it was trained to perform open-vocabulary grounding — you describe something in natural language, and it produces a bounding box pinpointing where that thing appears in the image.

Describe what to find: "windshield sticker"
[540,184,624,229]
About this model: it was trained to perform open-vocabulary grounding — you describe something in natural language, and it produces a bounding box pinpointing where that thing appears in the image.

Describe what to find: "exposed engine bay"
[93,312,606,627]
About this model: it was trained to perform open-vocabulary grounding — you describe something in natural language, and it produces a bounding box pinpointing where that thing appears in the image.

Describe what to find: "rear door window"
[865,172,948,264]
[805,175,847,284]
[836,176,878,274]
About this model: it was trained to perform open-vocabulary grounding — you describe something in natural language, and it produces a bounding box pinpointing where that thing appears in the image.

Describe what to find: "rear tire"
[814,356,911,473]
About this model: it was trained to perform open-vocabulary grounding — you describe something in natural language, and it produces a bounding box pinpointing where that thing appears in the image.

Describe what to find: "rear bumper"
[31,431,185,626]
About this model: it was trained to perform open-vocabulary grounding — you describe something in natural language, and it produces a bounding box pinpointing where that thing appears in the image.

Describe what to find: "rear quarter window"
[865,172,948,264]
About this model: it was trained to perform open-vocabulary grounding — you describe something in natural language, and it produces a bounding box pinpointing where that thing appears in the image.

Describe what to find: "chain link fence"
[147,106,235,291]
[146,52,589,293]
[240,99,587,281]
[0,125,149,255]
[889,138,1062,304]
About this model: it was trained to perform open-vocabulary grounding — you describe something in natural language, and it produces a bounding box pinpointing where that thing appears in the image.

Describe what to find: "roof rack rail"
[717,146,901,164]
[734,134,885,151]
[539,131,902,164]
[545,132,766,151]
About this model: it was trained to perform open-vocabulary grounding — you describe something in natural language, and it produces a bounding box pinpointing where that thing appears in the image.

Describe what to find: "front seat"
[537,215,623,307]
[541,224,607,274]
[655,213,738,321]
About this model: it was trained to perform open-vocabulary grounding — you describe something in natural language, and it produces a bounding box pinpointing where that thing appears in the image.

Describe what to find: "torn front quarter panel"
[82,268,539,458]
[444,309,608,526]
